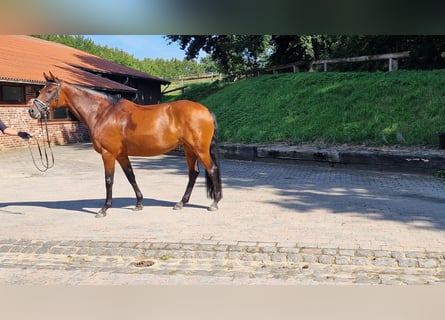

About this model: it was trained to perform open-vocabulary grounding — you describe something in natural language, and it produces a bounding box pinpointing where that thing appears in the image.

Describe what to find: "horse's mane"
[74,84,123,105]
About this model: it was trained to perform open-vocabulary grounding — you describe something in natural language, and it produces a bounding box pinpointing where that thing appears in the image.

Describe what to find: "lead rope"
[27,116,55,172]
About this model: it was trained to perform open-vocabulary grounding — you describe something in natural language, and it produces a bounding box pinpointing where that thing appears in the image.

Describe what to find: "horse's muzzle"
[28,105,41,119]
[28,99,49,119]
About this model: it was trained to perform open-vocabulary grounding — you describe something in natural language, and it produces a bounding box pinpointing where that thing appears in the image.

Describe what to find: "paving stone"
[246,246,259,253]
[105,242,123,248]
[374,251,392,258]
[271,254,286,262]
[9,246,25,253]
[213,245,229,252]
[335,256,350,265]
[38,246,55,254]
[323,249,337,255]
[302,248,323,255]
[76,248,89,255]
[426,252,444,259]
[406,252,426,259]
[319,255,334,264]
[0,246,12,253]
[418,259,439,268]
[303,255,318,263]
[137,243,154,249]
[227,252,243,260]
[374,258,397,267]
[339,249,355,257]
[287,254,302,263]
[351,257,371,266]
[278,247,300,253]
[398,259,418,268]
[261,246,277,253]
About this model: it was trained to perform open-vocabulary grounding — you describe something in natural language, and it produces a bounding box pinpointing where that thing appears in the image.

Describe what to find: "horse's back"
[168,99,210,113]
[167,100,214,123]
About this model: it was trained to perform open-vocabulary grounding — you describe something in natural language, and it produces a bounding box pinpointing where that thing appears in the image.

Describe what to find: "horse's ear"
[43,72,51,82]
[48,71,57,82]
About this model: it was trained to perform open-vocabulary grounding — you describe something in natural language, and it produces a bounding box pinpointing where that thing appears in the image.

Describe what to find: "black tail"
[206,113,222,200]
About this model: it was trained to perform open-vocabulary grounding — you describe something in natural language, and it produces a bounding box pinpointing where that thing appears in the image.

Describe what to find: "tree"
[268,35,445,71]
[268,35,337,68]
[327,35,445,70]
[165,35,269,78]
[199,55,219,74]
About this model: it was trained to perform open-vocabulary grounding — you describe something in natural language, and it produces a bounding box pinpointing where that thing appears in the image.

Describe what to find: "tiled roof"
[0,35,170,92]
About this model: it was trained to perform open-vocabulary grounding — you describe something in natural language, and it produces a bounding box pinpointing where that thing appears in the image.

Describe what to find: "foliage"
[435,169,445,178]
[269,35,445,71]
[33,35,213,80]
[171,70,445,147]
[166,35,270,78]
[167,35,445,76]
[268,35,336,66]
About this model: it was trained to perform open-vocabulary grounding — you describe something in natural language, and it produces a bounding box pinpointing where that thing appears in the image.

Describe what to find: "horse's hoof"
[95,211,107,218]
[133,205,143,211]
[207,205,218,212]
[173,202,184,210]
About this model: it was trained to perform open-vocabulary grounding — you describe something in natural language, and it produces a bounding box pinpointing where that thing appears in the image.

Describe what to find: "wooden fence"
[172,72,223,83]
[163,73,222,96]
[266,51,411,74]
[165,51,412,88]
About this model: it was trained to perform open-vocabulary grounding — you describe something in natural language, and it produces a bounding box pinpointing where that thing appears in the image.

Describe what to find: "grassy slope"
[167,70,445,147]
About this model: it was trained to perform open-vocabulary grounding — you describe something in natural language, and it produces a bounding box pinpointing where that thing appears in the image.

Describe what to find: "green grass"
[170,70,445,147]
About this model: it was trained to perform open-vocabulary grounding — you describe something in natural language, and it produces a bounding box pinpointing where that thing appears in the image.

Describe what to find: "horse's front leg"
[97,151,116,218]
[117,155,143,211]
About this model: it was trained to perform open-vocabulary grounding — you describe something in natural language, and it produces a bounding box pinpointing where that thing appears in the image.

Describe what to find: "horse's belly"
[125,139,179,157]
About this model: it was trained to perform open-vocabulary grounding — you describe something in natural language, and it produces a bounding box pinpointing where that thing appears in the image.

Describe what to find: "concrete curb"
[218,143,445,174]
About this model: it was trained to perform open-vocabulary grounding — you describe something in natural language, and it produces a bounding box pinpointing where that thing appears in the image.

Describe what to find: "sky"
[85,35,189,60]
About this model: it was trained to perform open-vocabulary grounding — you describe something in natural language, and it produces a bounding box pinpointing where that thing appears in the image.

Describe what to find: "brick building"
[0,35,170,151]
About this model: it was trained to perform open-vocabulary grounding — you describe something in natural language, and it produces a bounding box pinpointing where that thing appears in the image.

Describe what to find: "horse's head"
[29,72,62,120]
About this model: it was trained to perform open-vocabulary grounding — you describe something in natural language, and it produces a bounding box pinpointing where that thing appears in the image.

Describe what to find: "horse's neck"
[63,85,106,129]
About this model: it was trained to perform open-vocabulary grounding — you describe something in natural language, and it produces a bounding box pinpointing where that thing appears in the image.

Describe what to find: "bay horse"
[29,72,222,218]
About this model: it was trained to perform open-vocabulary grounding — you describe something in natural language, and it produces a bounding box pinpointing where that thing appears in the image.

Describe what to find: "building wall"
[105,74,164,104]
[0,84,91,152]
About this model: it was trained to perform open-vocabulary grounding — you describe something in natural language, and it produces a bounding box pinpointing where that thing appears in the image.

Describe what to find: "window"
[0,85,25,103]
[52,106,70,120]
[48,107,78,121]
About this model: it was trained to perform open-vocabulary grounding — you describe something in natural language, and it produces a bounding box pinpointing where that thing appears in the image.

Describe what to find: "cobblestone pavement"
[0,239,444,285]
[1,144,445,284]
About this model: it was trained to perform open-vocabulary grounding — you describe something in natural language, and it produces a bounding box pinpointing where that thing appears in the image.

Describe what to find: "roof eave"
[0,78,45,85]
[76,84,137,93]
[73,65,171,85]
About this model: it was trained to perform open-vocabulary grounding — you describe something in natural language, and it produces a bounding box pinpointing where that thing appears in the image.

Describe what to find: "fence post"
[388,57,398,71]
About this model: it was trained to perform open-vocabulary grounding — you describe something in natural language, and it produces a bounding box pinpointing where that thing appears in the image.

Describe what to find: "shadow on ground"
[0,197,207,217]
[129,155,445,231]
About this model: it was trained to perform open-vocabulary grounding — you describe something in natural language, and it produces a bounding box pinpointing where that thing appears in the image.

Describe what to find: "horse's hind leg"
[173,147,199,210]
[199,150,222,211]
[117,155,143,211]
